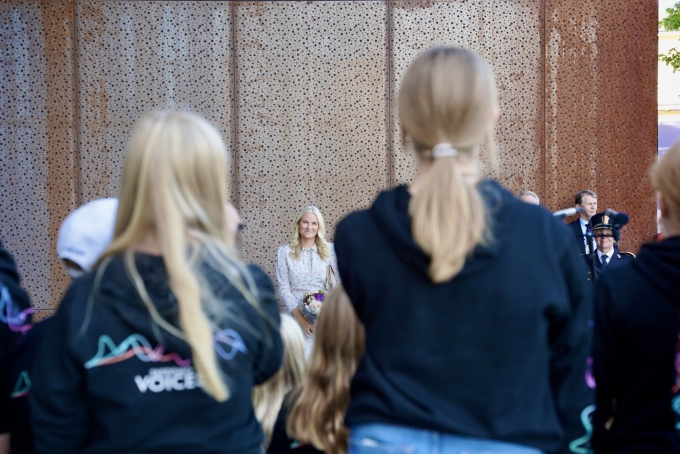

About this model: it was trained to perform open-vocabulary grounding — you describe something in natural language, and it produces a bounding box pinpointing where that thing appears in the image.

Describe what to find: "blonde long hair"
[287,285,365,454]
[288,206,330,261]
[252,314,306,447]
[653,142,680,231]
[99,111,262,402]
[398,46,497,283]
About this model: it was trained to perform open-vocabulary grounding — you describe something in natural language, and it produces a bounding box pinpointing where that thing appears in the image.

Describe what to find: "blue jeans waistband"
[348,423,545,454]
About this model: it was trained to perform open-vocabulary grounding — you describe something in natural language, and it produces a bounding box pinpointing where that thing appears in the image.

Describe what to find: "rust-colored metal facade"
[0,1,657,318]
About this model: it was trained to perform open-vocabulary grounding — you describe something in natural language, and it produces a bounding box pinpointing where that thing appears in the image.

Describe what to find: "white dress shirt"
[597,248,613,266]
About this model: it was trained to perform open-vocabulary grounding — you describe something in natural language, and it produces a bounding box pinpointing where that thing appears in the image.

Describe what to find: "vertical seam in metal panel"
[230,1,240,210]
[541,0,546,205]
[72,0,81,206]
[386,0,393,188]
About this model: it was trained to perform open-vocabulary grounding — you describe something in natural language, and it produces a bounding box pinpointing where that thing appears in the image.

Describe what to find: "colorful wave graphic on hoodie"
[214,328,247,360]
[85,334,192,369]
[85,328,249,369]
[0,284,33,334]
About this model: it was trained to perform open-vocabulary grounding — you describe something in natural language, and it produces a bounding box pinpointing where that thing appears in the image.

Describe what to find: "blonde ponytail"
[410,157,487,282]
[399,46,497,283]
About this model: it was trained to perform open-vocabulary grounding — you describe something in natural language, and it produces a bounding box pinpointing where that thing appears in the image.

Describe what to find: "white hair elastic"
[432,143,458,158]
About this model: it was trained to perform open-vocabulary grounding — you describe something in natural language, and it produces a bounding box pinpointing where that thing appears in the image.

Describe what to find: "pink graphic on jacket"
[585,356,596,390]
[0,285,33,334]
[85,334,192,369]
[673,332,680,394]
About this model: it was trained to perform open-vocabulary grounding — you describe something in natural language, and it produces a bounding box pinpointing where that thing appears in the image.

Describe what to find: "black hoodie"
[335,181,593,454]
[592,236,680,452]
[29,253,282,454]
[0,238,33,356]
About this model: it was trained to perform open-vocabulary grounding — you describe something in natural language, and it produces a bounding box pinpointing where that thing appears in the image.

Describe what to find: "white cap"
[57,198,119,273]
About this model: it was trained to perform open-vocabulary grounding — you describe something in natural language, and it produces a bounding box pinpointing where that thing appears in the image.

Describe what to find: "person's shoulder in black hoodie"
[335,180,593,454]
[29,253,282,454]
[592,236,680,452]
[0,317,54,454]
[0,238,33,357]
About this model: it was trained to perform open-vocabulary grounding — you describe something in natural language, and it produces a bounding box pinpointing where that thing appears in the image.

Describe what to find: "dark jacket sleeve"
[549,227,595,454]
[568,220,587,255]
[334,216,361,317]
[248,265,283,385]
[29,285,92,454]
[0,238,32,355]
[0,353,9,435]
[591,274,619,451]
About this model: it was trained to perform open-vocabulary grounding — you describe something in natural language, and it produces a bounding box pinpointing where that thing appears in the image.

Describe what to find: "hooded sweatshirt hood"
[95,253,190,358]
[94,253,268,362]
[369,180,510,280]
[633,236,680,302]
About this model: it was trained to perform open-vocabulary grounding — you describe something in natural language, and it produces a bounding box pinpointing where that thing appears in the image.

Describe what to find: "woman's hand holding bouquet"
[298,290,327,325]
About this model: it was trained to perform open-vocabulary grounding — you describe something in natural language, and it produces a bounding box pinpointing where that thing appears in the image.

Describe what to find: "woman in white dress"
[276,206,339,357]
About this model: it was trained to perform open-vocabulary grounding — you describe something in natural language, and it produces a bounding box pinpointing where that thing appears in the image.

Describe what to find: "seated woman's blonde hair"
[98,111,264,402]
[287,284,365,453]
[252,314,306,446]
[289,206,331,261]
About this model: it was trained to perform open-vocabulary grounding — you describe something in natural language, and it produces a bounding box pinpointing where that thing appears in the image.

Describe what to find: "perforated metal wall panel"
[390,1,544,197]
[75,1,234,201]
[0,1,658,312]
[1,1,77,318]
[544,0,657,253]
[233,1,389,277]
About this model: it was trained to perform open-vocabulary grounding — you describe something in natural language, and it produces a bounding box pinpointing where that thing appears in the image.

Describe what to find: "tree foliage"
[661,2,680,31]
[660,2,680,73]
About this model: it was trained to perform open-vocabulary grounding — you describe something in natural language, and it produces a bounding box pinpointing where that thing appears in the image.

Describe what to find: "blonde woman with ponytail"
[334,47,593,454]
[276,206,340,358]
[30,111,283,454]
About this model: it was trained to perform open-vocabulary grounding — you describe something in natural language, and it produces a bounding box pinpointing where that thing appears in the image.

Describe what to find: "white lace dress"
[276,243,339,358]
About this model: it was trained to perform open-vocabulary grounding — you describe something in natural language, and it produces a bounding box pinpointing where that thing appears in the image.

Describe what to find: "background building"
[659,0,680,157]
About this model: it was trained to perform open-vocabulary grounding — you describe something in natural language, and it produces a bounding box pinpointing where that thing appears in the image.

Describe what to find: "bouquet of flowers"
[298,289,327,324]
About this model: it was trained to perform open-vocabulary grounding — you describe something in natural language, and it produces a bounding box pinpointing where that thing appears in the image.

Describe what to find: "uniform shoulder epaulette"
[618,251,636,258]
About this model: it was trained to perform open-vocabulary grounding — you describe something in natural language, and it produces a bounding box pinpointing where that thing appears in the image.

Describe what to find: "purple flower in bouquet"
[299,289,327,324]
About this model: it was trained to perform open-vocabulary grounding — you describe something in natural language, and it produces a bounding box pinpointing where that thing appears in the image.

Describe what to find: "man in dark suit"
[568,189,598,255]
[584,212,634,283]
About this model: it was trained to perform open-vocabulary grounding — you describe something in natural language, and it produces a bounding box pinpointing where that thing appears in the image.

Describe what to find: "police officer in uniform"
[584,212,634,283]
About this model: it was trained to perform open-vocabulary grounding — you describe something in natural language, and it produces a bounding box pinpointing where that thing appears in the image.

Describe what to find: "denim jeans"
[348,424,545,454]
